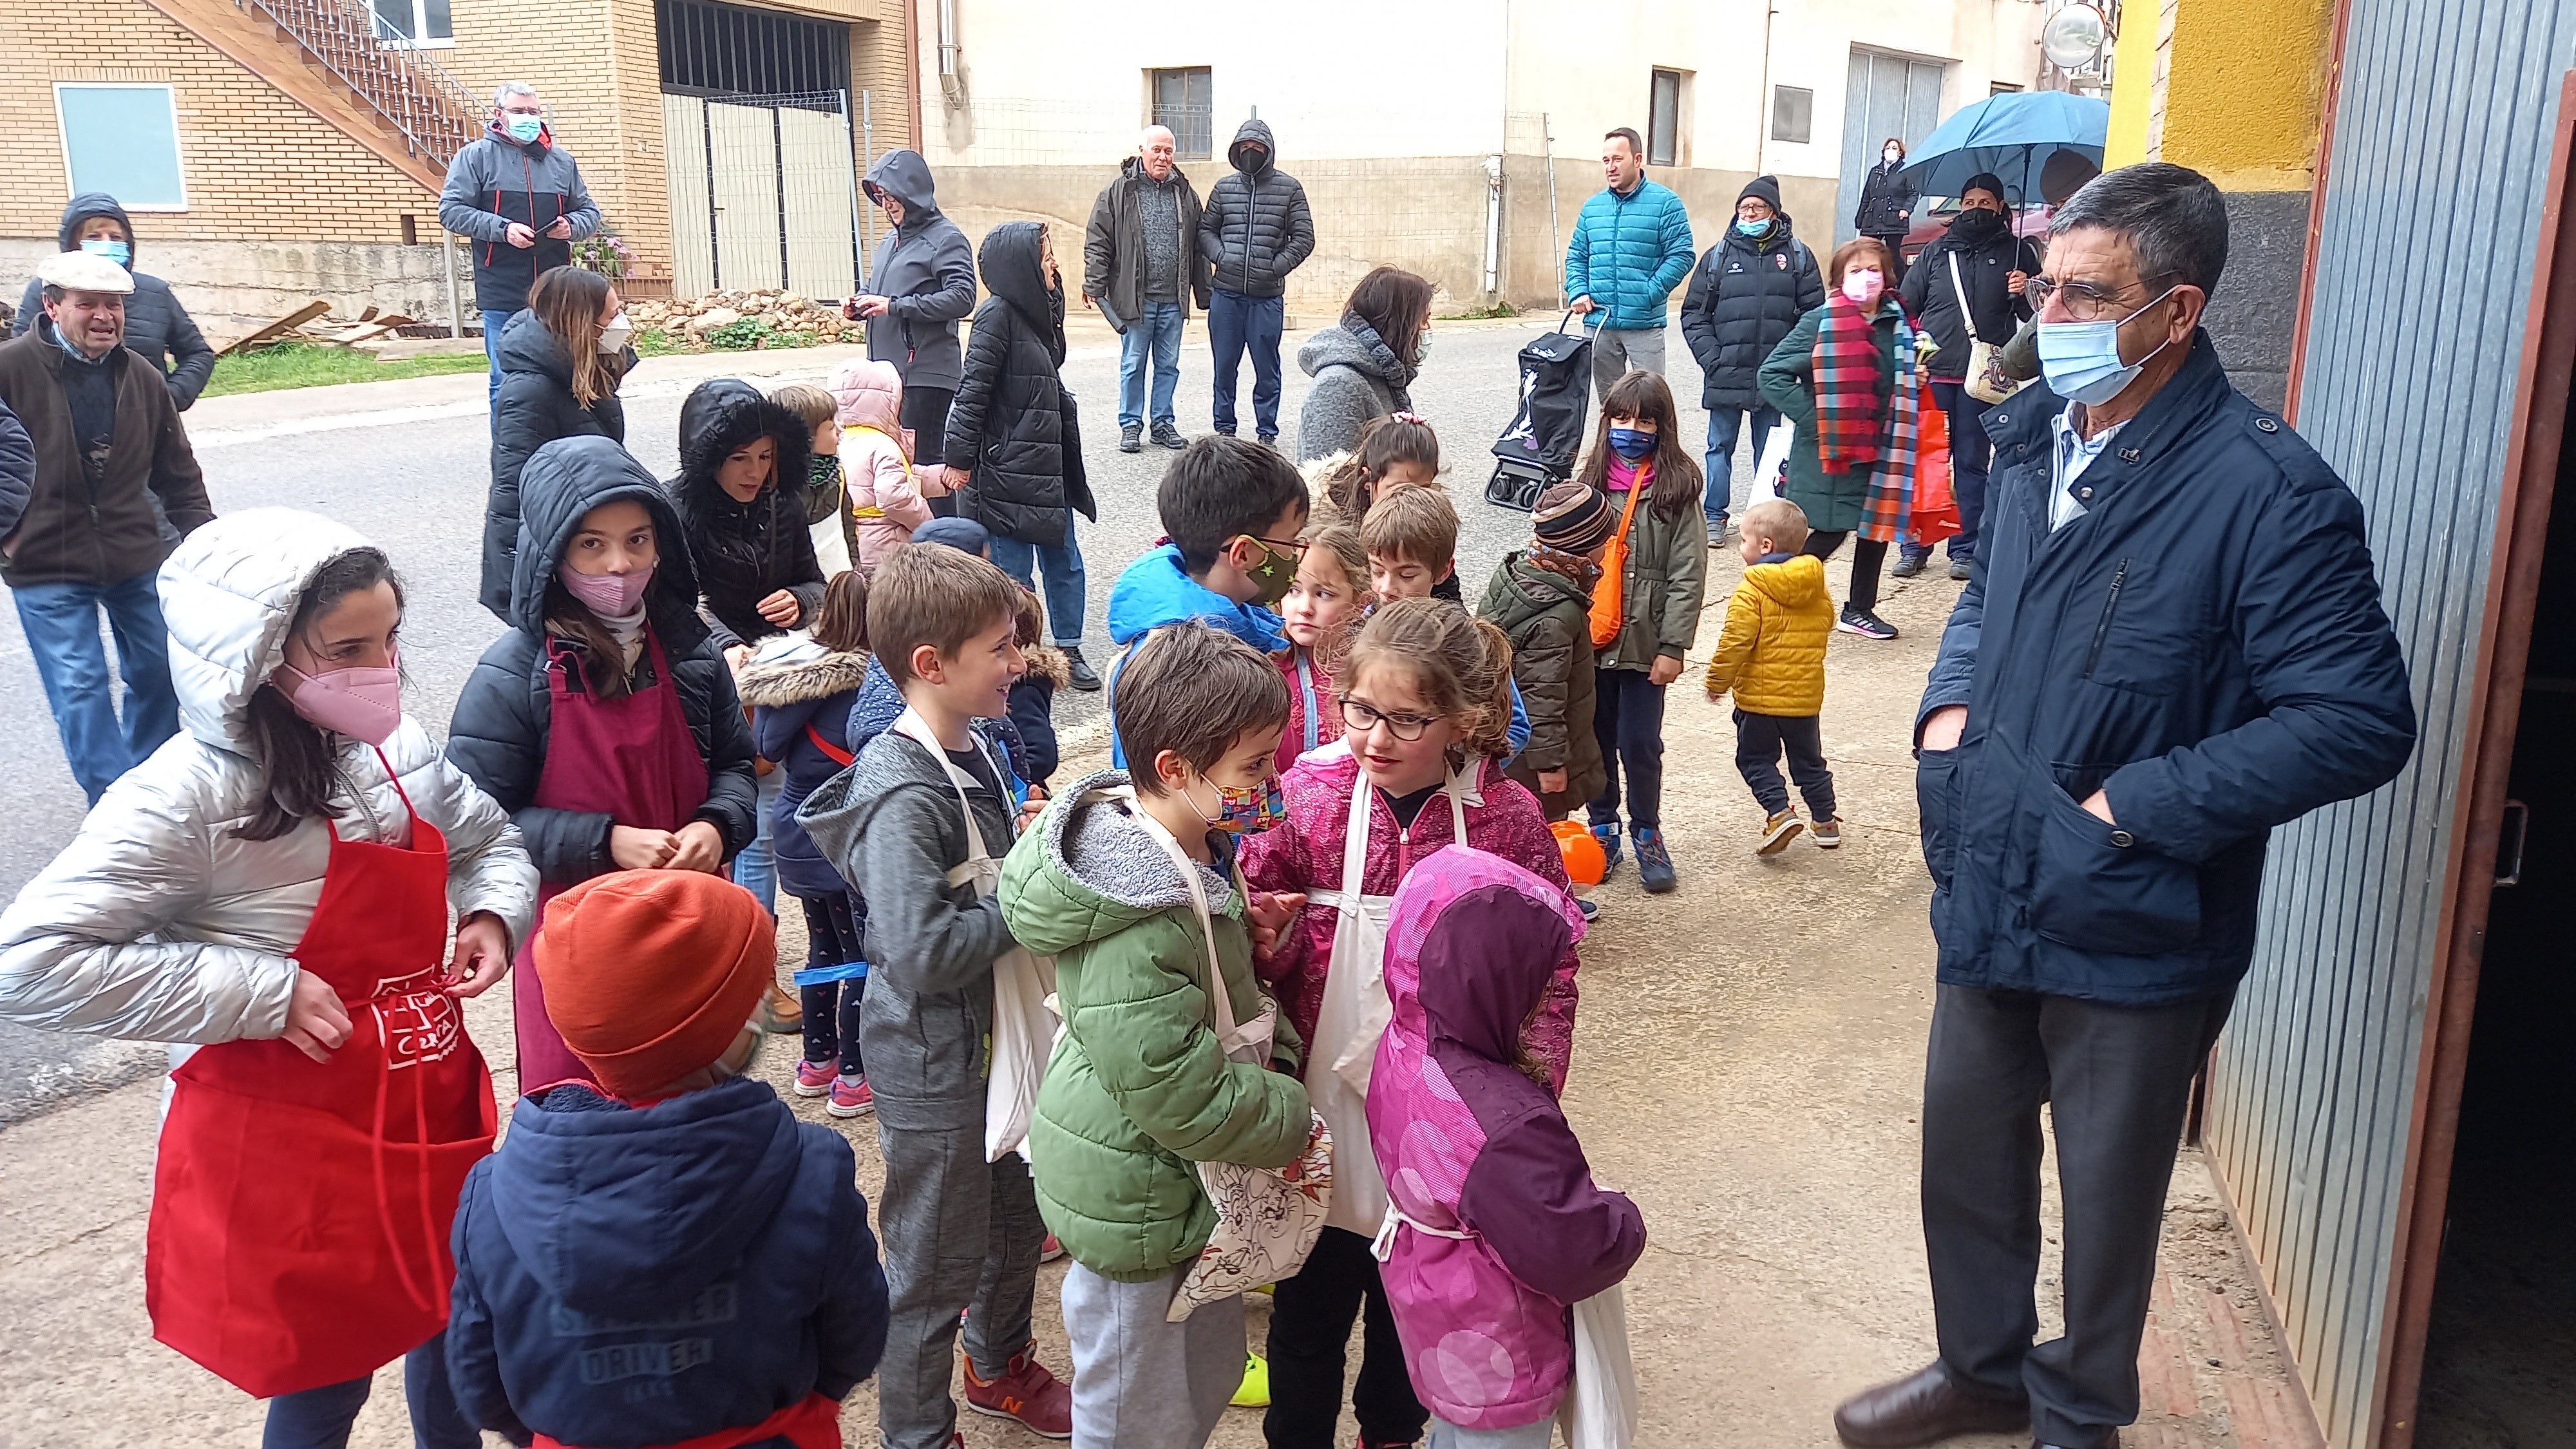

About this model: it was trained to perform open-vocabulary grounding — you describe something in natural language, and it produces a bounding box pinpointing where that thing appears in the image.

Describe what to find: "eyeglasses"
[1241,534,1308,562]
[2025,273,2178,323]
[1338,695,1440,741]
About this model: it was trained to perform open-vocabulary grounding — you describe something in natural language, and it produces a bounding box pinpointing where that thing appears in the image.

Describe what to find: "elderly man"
[1832,163,2416,1449]
[0,252,210,804]
[1085,125,1209,452]
[1198,118,1313,445]
[440,82,601,401]
[1565,126,1695,400]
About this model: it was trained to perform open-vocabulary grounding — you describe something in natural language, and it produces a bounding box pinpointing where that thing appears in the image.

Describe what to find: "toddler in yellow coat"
[1703,497,1841,853]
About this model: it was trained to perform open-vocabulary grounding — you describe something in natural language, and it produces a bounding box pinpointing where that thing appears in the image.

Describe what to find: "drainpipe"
[937,0,962,106]
[1482,155,1504,298]
[444,230,462,339]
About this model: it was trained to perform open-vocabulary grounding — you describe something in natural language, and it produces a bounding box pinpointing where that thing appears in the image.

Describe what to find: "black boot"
[1063,647,1102,692]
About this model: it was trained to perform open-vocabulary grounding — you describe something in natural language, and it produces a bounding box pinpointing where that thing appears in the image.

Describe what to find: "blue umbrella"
[1899,91,2110,205]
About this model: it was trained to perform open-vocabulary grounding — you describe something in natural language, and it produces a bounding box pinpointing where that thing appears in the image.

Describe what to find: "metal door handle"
[2496,799,2529,887]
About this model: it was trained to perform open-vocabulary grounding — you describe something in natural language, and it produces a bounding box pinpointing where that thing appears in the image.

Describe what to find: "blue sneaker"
[1577,897,1601,923]
[1591,821,1623,878]
[1634,827,1677,894]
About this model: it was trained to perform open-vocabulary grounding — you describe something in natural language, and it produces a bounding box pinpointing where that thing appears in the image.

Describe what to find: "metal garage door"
[664,91,863,299]
[1835,49,1947,244]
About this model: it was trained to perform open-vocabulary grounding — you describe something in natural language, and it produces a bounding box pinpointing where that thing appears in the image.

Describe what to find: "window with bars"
[657,0,851,102]
[1150,68,1212,160]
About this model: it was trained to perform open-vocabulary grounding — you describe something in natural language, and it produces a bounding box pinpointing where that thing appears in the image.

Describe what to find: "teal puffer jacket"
[1564,180,1696,332]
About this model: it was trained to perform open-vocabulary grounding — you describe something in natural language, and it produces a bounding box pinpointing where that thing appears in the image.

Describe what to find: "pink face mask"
[1842,268,1886,305]
[558,562,656,617]
[273,648,402,746]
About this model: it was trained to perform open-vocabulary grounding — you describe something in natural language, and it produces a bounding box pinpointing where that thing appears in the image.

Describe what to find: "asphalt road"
[0,317,1747,1123]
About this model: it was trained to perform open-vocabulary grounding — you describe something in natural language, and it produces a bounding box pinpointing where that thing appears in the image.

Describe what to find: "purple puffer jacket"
[1368,846,1644,1430]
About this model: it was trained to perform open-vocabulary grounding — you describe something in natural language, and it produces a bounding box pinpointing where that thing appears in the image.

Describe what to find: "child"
[1576,369,1709,896]
[799,543,1074,1448]
[0,508,533,1449]
[772,380,854,577]
[999,621,1316,1449]
[1240,597,1581,1449]
[828,357,942,573]
[1364,488,1533,759]
[744,568,878,1117]
[1103,434,1311,768]
[1274,522,1372,772]
[448,435,760,1093]
[1370,848,1643,1449]
[446,869,889,1447]
[1307,412,1441,524]
[1703,497,1841,853]
[1480,480,1615,821]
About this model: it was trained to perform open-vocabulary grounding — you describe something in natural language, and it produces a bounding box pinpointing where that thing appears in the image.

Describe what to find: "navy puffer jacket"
[1680,194,1824,411]
[1916,336,2415,1003]
[13,194,217,410]
[482,308,629,618]
[1198,119,1315,298]
[947,222,1095,547]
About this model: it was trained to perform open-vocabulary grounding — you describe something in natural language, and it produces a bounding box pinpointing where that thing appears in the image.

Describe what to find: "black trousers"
[1586,666,1668,831]
[796,891,867,1072]
[1922,983,2237,1447]
[1734,709,1835,819]
[1804,529,1888,612]
[902,384,957,518]
[1265,1226,1427,1448]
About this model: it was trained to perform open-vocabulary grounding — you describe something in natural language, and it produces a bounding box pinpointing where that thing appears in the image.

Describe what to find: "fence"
[664,89,866,299]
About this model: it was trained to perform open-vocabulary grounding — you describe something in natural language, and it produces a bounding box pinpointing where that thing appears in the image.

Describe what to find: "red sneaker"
[793,1057,838,1098]
[963,1340,1074,1439]
[826,1076,874,1118]
[1039,1233,1065,1263]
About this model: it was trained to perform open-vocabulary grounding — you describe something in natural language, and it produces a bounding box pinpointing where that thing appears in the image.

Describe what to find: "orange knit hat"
[534,871,775,1100]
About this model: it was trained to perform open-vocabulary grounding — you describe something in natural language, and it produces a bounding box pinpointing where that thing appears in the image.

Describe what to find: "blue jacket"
[1103,543,1289,767]
[1564,180,1696,332]
[1916,336,2415,1003]
[446,1077,888,1447]
[838,652,1048,806]
[744,645,871,901]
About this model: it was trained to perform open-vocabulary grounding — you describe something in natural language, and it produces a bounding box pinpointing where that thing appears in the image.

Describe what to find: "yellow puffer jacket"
[1701,553,1832,715]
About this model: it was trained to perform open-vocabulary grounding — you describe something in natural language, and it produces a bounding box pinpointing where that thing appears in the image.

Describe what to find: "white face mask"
[1884,147,1902,164]
[598,312,632,354]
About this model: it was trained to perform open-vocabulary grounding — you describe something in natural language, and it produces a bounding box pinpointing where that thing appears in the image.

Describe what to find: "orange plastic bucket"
[1550,819,1607,887]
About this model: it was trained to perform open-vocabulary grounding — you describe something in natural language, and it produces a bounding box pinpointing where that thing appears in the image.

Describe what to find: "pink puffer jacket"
[1368,846,1642,1430]
[826,358,933,571]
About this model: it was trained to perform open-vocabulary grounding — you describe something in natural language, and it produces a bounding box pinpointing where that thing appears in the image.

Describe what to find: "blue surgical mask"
[504,115,544,144]
[2036,286,2179,406]
[1736,218,1770,236]
[1607,426,1656,461]
[78,239,130,268]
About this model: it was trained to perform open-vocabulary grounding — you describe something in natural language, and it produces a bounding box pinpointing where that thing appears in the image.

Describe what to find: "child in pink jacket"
[1370,845,1644,1447]
[826,358,939,573]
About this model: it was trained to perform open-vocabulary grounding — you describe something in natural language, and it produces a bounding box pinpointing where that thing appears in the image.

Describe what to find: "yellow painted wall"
[2110,0,2333,188]
[2103,0,2161,166]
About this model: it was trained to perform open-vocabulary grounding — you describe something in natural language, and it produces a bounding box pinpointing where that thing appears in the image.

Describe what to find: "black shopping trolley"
[1485,311,1592,511]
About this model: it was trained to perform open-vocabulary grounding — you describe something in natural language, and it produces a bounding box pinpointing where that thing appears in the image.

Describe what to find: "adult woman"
[1853,137,1917,287]
[1760,236,1923,643]
[1896,171,2038,580]
[482,265,634,618]
[12,194,217,410]
[846,149,977,515]
[0,508,535,1447]
[1296,265,1433,462]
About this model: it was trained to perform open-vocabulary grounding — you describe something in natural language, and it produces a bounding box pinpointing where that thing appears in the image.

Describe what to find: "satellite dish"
[2043,3,2109,70]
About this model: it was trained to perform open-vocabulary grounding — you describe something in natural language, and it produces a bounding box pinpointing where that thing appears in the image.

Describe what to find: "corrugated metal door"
[663,92,863,299]
[2206,4,2576,1447]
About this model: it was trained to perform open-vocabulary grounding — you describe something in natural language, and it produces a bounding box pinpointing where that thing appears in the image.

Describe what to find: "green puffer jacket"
[1758,301,1902,534]
[1597,484,1709,674]
[998,771,1312,1282]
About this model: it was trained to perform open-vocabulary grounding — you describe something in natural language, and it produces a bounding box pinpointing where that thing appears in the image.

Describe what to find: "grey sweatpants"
[1589,324,1666,400]
[875,1119,1046,1449]
[1061,1264,1244,1449]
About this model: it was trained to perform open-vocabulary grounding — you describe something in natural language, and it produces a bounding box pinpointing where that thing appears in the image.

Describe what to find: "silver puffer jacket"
[0,508,538,1043]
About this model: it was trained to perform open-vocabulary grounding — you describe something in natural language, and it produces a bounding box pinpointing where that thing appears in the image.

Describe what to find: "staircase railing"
[232,0,486,169]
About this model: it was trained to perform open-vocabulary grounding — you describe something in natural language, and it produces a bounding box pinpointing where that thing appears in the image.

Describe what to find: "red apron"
[512,631,712,1093]
[147,753,496,1398]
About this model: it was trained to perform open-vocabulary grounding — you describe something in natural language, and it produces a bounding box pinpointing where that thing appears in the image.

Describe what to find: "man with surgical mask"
[1832,162,2416,1449]
[440,82,602,402]
[12,196,217,410]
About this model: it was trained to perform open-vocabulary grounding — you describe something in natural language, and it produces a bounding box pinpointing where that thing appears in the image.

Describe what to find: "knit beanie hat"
[535,871,775,1099]
[911,516,992,556]
[1533,482,1615,554]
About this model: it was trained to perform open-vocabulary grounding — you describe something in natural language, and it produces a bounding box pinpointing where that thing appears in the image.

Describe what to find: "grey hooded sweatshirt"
[861,150,979,392]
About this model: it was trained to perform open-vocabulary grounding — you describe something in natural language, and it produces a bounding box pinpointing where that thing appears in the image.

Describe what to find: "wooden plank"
[217,300,330,356]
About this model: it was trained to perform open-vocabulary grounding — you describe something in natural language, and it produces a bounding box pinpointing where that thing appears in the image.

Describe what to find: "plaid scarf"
[1858,310,1922,544]
[1812,294,1890,474]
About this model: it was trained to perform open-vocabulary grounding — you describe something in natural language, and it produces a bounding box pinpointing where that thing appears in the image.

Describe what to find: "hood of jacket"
[159,507,379,753]
[1298,317,1413,389]
[56,193,137,264]
[676,379,816,502]
[1227,118,1277,176]
[739,647,871,709]
[1483,550,1593,631]
[1387,846,1578,1066]
[487,1076,805,1316]
[1000,770,1236,956]
[1741,552,1827,609]
[863,148,940,220]
[1105,542,1288,652]
[511,434,702,637]
[496,305,575,387]
[828,357,904,436]
[978,220,1066,361]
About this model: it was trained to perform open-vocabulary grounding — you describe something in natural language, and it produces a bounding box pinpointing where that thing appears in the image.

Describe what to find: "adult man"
[1679,174,1821,546]
[1564,127,1695,400]
[12,196,218,411]
[1835,164,2414,1449]
[1085,126,1209,452]
[1198,118,1314,446]
[440,82,601,401]
[1897,173,2040,582]
[0,252,212,804]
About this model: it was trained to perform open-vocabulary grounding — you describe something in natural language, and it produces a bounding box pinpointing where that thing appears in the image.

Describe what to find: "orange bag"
[1587,469,1651,650]
[1551,819,1607,886]
[1910,405,1960,547]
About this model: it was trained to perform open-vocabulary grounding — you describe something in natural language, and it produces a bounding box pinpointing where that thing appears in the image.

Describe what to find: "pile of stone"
[623,289,859,345]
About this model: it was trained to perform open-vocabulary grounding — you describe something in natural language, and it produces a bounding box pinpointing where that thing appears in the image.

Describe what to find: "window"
[1150,67,1212,161]
[1991,80,2025,95]
[1647,68,1688,167]
[1770,84,1813,145]
[54,84,185,211]
[370,0,453,44]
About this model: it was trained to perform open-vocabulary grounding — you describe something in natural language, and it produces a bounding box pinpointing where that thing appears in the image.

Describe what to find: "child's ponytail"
[1345,598,1519,760]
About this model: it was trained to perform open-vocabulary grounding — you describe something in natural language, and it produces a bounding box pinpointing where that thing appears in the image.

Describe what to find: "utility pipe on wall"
[1482,155,1504,297]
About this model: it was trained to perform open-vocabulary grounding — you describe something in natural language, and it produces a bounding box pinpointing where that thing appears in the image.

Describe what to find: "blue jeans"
[480,308,513,404]
[989,516,1088,646]
[1906,381,1994,564]
[1703,404,1783,526]
[733,766,785,916]
[261,1331,475,1449]
[1117,301,1185,430]
[12,570,179,804]
[1207,289,1284,437]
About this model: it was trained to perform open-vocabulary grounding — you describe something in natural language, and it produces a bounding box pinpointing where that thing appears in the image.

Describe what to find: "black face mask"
[1953,206,2007,241]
